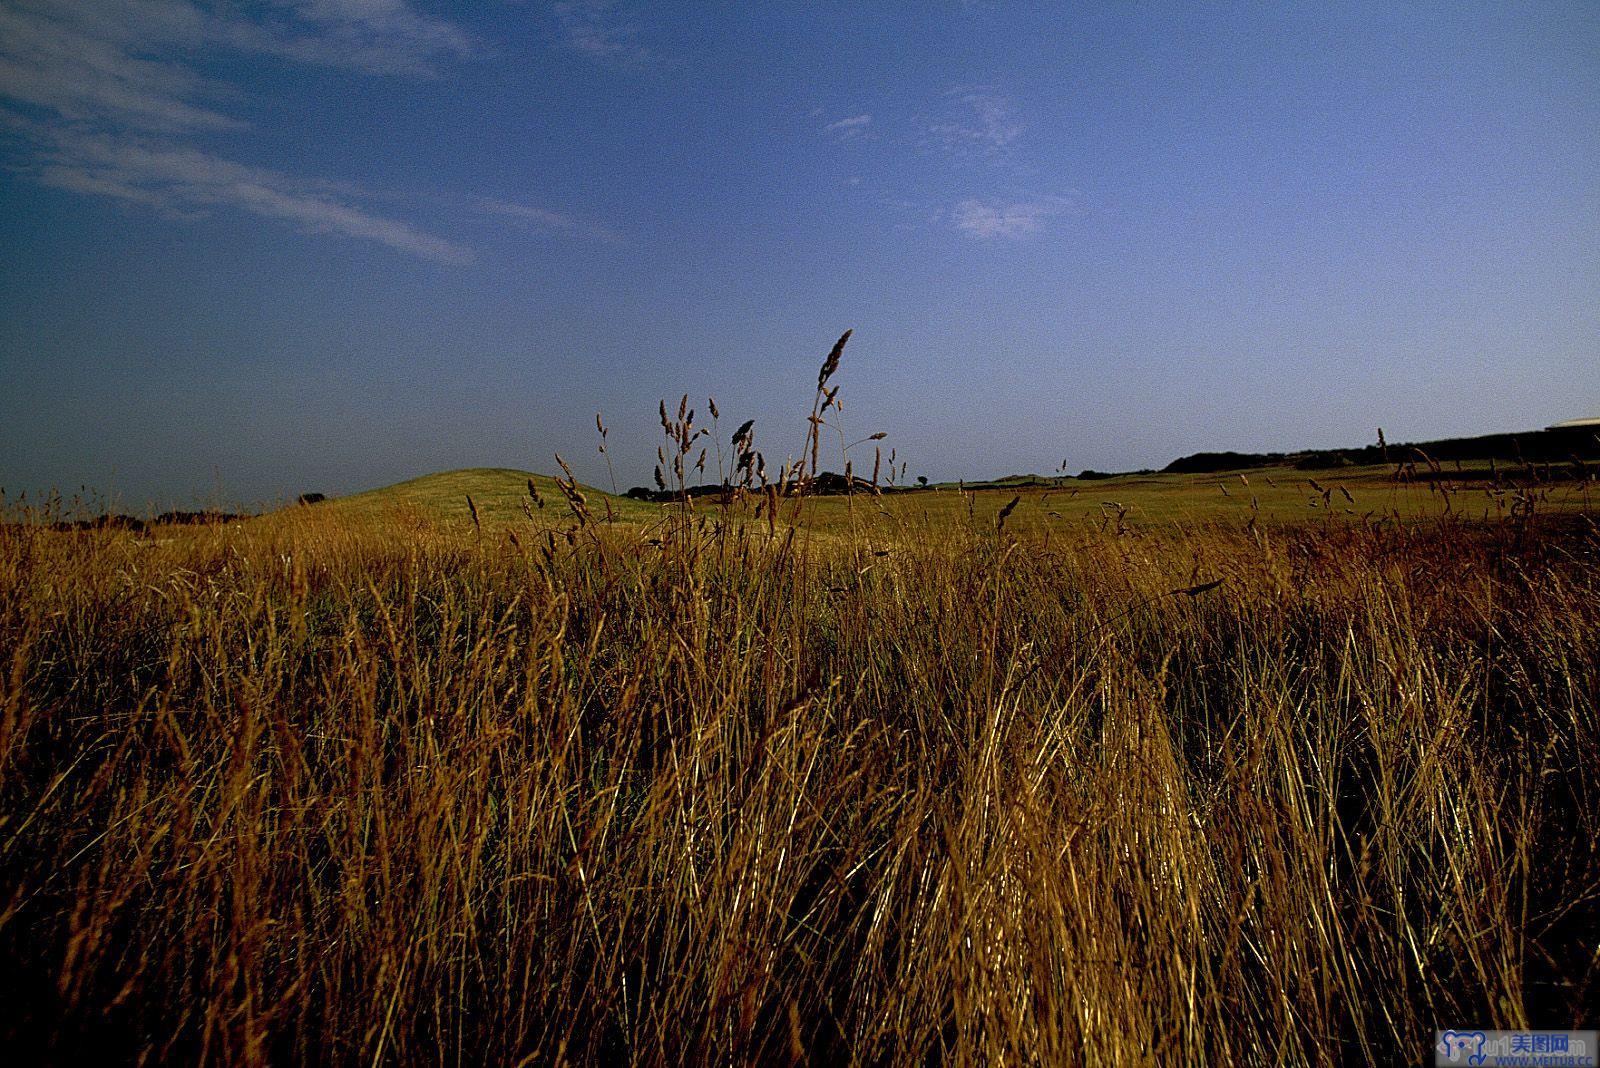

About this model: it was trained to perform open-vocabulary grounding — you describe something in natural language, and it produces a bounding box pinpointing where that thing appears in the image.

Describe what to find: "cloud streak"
[0,0,477,262]
[0,0,474,128]
[927,88,1024,158]
[479,197,625,245]
[551,1,650,63]
[276,0,475,74]
[823,113,873,139]
[16,120,473,262]
[950,197,1066,239]
[0,3,242,131]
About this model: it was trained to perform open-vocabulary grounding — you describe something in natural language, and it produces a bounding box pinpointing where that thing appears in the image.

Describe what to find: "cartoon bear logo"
[1437,1031,1488,1065]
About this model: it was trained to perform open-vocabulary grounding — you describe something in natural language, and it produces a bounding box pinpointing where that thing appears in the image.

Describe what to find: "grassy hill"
[312,461,1595,538]
[317,467,661,527]
[293,404,1600,539]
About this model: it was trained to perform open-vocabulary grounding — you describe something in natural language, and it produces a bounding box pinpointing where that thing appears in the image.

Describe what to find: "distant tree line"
[1163,425,1600,475]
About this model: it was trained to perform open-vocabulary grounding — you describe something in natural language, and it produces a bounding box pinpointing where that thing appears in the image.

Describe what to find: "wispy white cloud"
[949,197,1065,239]
[478,197,625,245]
[0,0,474,126]
[551,1,649,63]
[927,88,1024,158]
[276,0,475,74]
[0,0,478,262]
[823,113,873,139]
[0,3,242,131]
[15,119,473,262]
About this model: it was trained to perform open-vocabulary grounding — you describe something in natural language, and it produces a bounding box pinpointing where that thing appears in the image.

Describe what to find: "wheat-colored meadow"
[1,341,1596,1065]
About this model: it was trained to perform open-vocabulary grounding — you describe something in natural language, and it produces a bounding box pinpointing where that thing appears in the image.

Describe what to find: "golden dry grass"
[1,498,1596,1065]
[2,333,1596,1064]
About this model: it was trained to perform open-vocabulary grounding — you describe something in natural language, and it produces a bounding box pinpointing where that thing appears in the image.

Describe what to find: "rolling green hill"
[313,461,1595,538]
[317,467,660,527]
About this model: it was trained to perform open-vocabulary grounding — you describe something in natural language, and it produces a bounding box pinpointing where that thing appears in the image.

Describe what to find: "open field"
[783,463,1597,534]
[7,0,1595,1061]
[2,478,1596,1064]
[317,459,1598,538]
[322,468,663,528]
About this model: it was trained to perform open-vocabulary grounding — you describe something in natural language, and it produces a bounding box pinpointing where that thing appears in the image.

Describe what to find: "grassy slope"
[319,467,662,527]
[315,463,1595,541]
[773,463,1596,537]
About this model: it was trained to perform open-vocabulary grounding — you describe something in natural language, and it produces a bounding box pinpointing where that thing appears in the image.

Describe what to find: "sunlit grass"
[1,494,1595,1064]
[2,332,1595,1064]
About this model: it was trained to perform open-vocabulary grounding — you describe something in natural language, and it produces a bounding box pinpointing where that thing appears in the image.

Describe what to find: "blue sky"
[2,1,1596,507]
